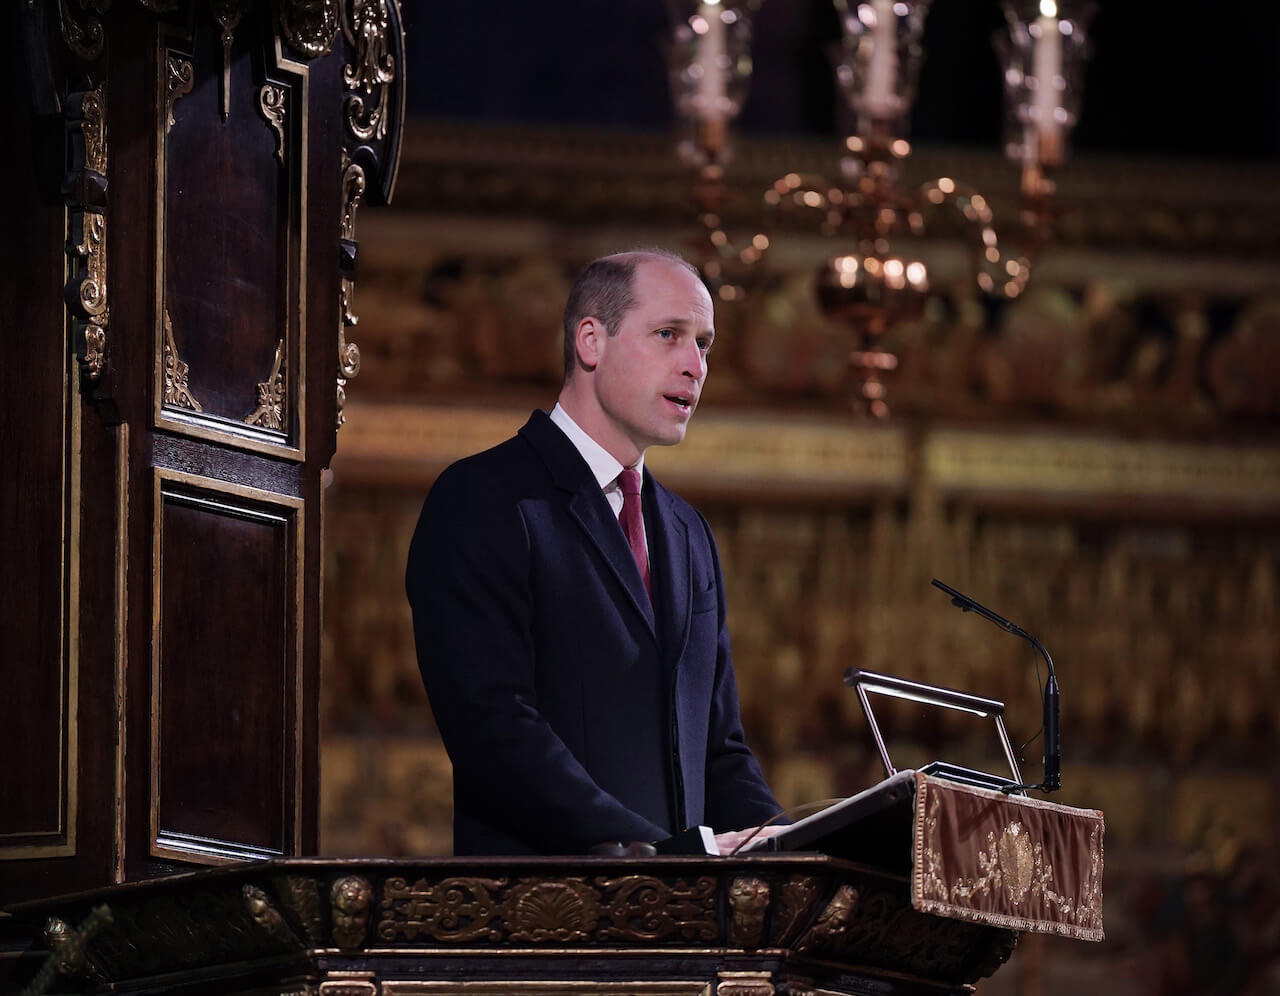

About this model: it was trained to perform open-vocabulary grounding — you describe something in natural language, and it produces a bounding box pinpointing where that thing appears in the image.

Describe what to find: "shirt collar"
[549,403,644,491]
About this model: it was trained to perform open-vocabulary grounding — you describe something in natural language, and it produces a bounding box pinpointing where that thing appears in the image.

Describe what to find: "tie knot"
[618,468,642,497]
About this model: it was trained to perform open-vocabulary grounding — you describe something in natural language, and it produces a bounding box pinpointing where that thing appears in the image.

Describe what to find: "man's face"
[587,260,715,465]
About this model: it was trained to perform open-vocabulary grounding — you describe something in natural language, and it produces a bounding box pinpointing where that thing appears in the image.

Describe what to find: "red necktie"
[617,468,651,598]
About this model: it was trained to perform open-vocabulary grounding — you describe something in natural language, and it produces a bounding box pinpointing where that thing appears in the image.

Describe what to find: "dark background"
[403,0,1280,162]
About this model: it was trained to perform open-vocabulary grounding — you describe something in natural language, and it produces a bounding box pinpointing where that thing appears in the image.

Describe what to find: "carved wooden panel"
[156,10,307,457]
[2,0,403,907]
[152,470,303,863]
[0,149,80,860]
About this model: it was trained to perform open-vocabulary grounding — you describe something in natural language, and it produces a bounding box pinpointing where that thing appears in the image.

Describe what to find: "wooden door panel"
[152,471,302,863]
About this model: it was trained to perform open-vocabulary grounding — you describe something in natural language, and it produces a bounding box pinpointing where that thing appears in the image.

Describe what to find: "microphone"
[931,578,1061,793]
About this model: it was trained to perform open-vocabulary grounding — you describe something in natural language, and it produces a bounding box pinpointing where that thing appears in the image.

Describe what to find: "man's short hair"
[562,249,701,378]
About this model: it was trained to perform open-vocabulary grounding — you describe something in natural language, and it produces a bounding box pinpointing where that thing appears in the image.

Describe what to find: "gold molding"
[67,84,109,383]
[717,973,775,996]
[342,0,394,143]
[330,402,1280,509]
[331,402,910,496]
[336,153,365,429]
[383,985,712,996]
[165,52,194,134]
[149,468,306,865]
[925,429,1280,505]
[161,309,202,411]
[246,339,287,429]
[259,83,288,167]
[279,0,340,58]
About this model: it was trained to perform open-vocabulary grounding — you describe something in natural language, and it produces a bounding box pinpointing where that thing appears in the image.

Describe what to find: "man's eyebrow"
[654,317,715,336]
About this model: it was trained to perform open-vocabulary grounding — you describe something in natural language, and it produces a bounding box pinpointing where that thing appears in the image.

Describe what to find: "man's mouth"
[664,394,694,411]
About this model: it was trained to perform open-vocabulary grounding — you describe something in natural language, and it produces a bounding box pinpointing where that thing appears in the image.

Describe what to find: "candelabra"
[668,0,1094,416]
[667,0,767,303]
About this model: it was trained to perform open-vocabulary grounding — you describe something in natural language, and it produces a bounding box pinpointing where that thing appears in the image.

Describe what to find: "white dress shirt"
[549,403,647,550]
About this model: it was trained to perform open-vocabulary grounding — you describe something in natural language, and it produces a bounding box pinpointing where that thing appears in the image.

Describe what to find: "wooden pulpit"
[1,0,404,905]
[1,773,1104,995]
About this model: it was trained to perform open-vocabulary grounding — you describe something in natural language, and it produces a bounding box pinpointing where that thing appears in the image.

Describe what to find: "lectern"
[4,772,1103,995]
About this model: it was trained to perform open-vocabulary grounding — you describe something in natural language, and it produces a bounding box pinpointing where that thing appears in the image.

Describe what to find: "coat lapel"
[520,412,657,635]
[646,476,691,668]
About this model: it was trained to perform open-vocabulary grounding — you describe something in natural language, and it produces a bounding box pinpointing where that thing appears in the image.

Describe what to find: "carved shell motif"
[505,879,602,942]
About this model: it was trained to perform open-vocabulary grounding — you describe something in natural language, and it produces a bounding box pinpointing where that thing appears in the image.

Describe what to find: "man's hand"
[714,824,787,855]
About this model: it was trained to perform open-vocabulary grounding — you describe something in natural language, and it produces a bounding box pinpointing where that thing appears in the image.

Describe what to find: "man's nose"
[680,342,707,379]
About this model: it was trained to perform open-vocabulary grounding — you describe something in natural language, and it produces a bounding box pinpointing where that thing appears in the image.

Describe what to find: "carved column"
[0,0,403,905]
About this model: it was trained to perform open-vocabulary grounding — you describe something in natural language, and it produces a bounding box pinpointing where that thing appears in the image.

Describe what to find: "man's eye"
[657,328,674,339]
[697,338,712,352]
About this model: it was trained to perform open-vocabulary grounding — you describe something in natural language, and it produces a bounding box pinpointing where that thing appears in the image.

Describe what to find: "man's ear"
[574,317,605,370]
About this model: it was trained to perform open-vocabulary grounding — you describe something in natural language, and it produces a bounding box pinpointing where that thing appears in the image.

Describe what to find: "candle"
[1032,11,1062,150]
[696,2,727,122]
[864,0,898,120]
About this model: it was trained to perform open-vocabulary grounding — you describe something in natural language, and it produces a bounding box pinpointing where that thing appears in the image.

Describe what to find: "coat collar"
[520,411,657,634]
[519,411,695,657]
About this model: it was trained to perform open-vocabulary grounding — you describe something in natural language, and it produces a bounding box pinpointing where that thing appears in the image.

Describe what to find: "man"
[406,249,781,855]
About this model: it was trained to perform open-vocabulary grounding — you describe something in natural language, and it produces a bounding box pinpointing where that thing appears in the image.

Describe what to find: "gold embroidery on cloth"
[914,774,1104,941]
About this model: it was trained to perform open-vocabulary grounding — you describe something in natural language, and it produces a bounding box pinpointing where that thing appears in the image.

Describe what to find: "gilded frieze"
[331,875,373,951]
[244,883,300,947]
[728,876,769,950]
[793,885,857,954]
[773,876,819,947]
[376,874,719,947]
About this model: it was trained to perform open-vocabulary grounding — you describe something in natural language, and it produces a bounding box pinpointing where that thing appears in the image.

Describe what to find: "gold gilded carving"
[337,154,366,429]
[378,876,508,943]
[278,0,340,58]
[211,0,251,121]
[34,907,112,988]
[376,874,717,946]
[331,875,374,951]
[165,53,194,134]
[504,878,602,942]
[57,0,110,62]
[259,84,288,167]
[342,0,395,142]
[728,876,770,950]
[793,885,858,953]
[274,874,326,947]
[246,339,286,429]
[774,876,820,946]
[161,310,202,411]
[717,973,774,996]
[593,875,718,943]
[244,884,298,946]
[67,85,109,383]
[320,981,377,996]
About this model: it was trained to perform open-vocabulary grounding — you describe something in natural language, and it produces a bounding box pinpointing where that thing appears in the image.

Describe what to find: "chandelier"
[668,0,1095,416]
